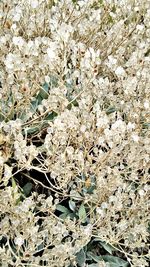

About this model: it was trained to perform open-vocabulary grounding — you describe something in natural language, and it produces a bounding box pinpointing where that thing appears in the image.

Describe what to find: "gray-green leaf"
[69,200,76,211]
[94,239,114,254]
[22,182,33,197]
[78,203,87,223]
[102,255,129,267]
[87,252,102,262]
[76,249,86,267]
[56,204,70,214]
[106,106,117,115]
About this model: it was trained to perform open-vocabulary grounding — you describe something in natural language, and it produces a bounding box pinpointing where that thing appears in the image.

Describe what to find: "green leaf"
[93,239,114,254]
[70,191,82,200]
[67,99,79,110]
[76,249,86,267]
[59,213,69,219]
[56,204,72,220]
[106,106,117,115]
[102,255,129,267]
[49,75,58,88]
[22,182,33,197]
[68,212,77,220]
[108,15,113,23]
[59,211,75,220]
[11,177,17,189]
[100,241,114,254]
[99,0,103,5]
[30,98,39,113]
[112,5,116,13]
[45,111,58,121]
[88,264,101,267]
[144,48,150,57]
[78,203,87,223]
[36,82,49,100]
[35,243,44,253]
[56,204,70,214]
[69,200,76,211]
[142,122,150,129]
[11,177,21,204]
[25,126,40,135]
[30,82,49,114]
[41,83,49,98]
[87,252,102,262]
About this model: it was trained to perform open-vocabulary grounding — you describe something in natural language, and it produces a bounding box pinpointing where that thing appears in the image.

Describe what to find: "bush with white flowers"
[0,0,150,266]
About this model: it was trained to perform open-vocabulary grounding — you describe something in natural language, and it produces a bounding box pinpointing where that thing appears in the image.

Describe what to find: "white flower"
[45,75,50,83]
[80,125,86,133]
[84,224,92,236]
[96,115,109,129]
[108,55,117,66]
[3,164,12,185]
[47,47,56,60]
[11,23,17,30]
[111,119,126,132]
[104,128,111,138]
[101,202,108,209]
[57,23,73,43]
[115,66,125,76]
[45,196,53,207]
[109,196,117,203]
[131,133,139,142]
[12,36,24,48]
[78,0,86,7]
[138,189,145,196]
[27,40,34,48]
[144,100,149,109]
[29,0,39,8]
[5,53,14,69]
[127,122,135,131]
[13,7,22,22]
[136,24,145,31]
[0,36,7,44]
[96,208,105,217]
[14,236,24,246]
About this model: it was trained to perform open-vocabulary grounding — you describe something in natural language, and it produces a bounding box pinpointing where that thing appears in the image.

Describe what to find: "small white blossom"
[96,115,109,129]
[96,208,105,218]
[45,75,50,83]
[13,7,22,22]
[101,202,108,209]
[12,36,25,49]
[80,125,86,133]
[144,100,149,109]
[136,24,145,31]
[111,119,126,132]
[107,55,117,67]
[83,224,92,236]
[138,189,145,196]
[29,0,39,8]
[127,122,135,131]
[115,66,125,76]
[4,53,14,69]
[131,133,139,142]
[47,47,56,60]
[14,236,24,246]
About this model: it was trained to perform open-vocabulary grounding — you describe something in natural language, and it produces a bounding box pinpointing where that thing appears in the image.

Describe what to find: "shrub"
[0,0,149,266]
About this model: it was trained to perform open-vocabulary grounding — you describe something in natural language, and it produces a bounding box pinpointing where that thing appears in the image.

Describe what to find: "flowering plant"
[0,0,149,266]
